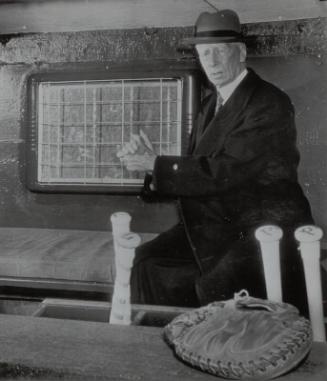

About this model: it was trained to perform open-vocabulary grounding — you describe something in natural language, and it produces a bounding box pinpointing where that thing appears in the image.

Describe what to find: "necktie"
[215,91,223,114]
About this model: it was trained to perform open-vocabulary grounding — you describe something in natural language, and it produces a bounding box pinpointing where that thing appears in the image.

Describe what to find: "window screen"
[37,78,182,187]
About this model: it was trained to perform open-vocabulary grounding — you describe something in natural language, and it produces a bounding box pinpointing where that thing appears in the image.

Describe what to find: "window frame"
[25,61,201,194]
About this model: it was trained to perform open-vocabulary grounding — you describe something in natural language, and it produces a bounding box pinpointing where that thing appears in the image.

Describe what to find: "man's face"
[195,43,246,87]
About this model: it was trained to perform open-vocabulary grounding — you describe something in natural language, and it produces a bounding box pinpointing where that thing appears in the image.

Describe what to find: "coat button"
[172,163,178,171]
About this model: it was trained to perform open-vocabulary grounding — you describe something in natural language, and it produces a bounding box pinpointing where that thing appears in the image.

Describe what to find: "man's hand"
[119,153,156,172]
[116,129,156,172]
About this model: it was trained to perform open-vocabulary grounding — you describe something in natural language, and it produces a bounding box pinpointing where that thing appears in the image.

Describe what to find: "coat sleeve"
[152,95,297,197]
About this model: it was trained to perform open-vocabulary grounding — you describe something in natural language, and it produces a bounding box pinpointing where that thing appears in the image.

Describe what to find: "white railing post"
[255,225,283,302]
[110,211,132,252]
[109,231,141,325]
[295,225,325,342]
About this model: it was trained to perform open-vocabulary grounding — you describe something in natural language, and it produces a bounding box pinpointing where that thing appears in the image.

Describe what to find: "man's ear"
[239,43,247,63]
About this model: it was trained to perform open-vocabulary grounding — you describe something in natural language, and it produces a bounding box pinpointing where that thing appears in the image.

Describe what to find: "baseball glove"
[164,290,312,380]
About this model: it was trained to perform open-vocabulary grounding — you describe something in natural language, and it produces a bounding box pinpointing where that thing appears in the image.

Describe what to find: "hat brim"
[179,35,244,49]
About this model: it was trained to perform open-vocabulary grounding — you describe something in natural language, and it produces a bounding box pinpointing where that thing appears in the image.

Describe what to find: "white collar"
[217,69,248,104]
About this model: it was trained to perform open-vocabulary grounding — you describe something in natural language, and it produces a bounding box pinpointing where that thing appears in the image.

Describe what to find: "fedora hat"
[180,9,244,47]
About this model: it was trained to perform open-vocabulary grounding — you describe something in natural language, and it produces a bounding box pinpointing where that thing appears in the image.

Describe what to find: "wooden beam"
[0,314,326,380]
[0,0,326,35]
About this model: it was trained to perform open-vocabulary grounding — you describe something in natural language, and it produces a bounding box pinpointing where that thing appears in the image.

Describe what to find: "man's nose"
[209,51,220,66]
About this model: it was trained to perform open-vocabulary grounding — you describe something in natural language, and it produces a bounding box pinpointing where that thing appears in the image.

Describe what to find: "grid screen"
[37,78,182,186]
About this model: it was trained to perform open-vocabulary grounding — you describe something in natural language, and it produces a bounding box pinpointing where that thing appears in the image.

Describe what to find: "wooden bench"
[0,227,156,297]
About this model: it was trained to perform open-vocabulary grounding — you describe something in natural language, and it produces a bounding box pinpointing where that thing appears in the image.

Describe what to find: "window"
[26,64,200,193]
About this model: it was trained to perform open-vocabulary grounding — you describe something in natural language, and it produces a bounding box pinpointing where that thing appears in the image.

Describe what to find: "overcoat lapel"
[193,69,260,156]
[188,91,216,154]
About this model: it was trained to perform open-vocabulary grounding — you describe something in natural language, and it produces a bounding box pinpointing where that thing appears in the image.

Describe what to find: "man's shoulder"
[247,68,291,103]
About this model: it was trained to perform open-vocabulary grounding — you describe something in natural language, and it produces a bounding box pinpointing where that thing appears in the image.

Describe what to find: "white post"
[110,212,132,269]
[109,232,141,325]
[255,225,283,302]
[110,212,132,246]
[295,225,325,342]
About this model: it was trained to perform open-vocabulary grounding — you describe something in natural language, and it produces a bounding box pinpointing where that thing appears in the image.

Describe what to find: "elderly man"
[118,10,313,314]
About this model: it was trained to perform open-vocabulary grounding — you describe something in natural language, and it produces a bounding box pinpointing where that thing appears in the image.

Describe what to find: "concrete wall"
[0,17,326,235]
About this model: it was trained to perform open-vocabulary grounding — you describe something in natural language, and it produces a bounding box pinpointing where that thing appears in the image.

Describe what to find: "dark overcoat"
[131,68,313,315]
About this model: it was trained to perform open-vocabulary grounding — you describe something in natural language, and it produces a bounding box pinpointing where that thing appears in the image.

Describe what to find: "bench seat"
[0,227,156,284]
